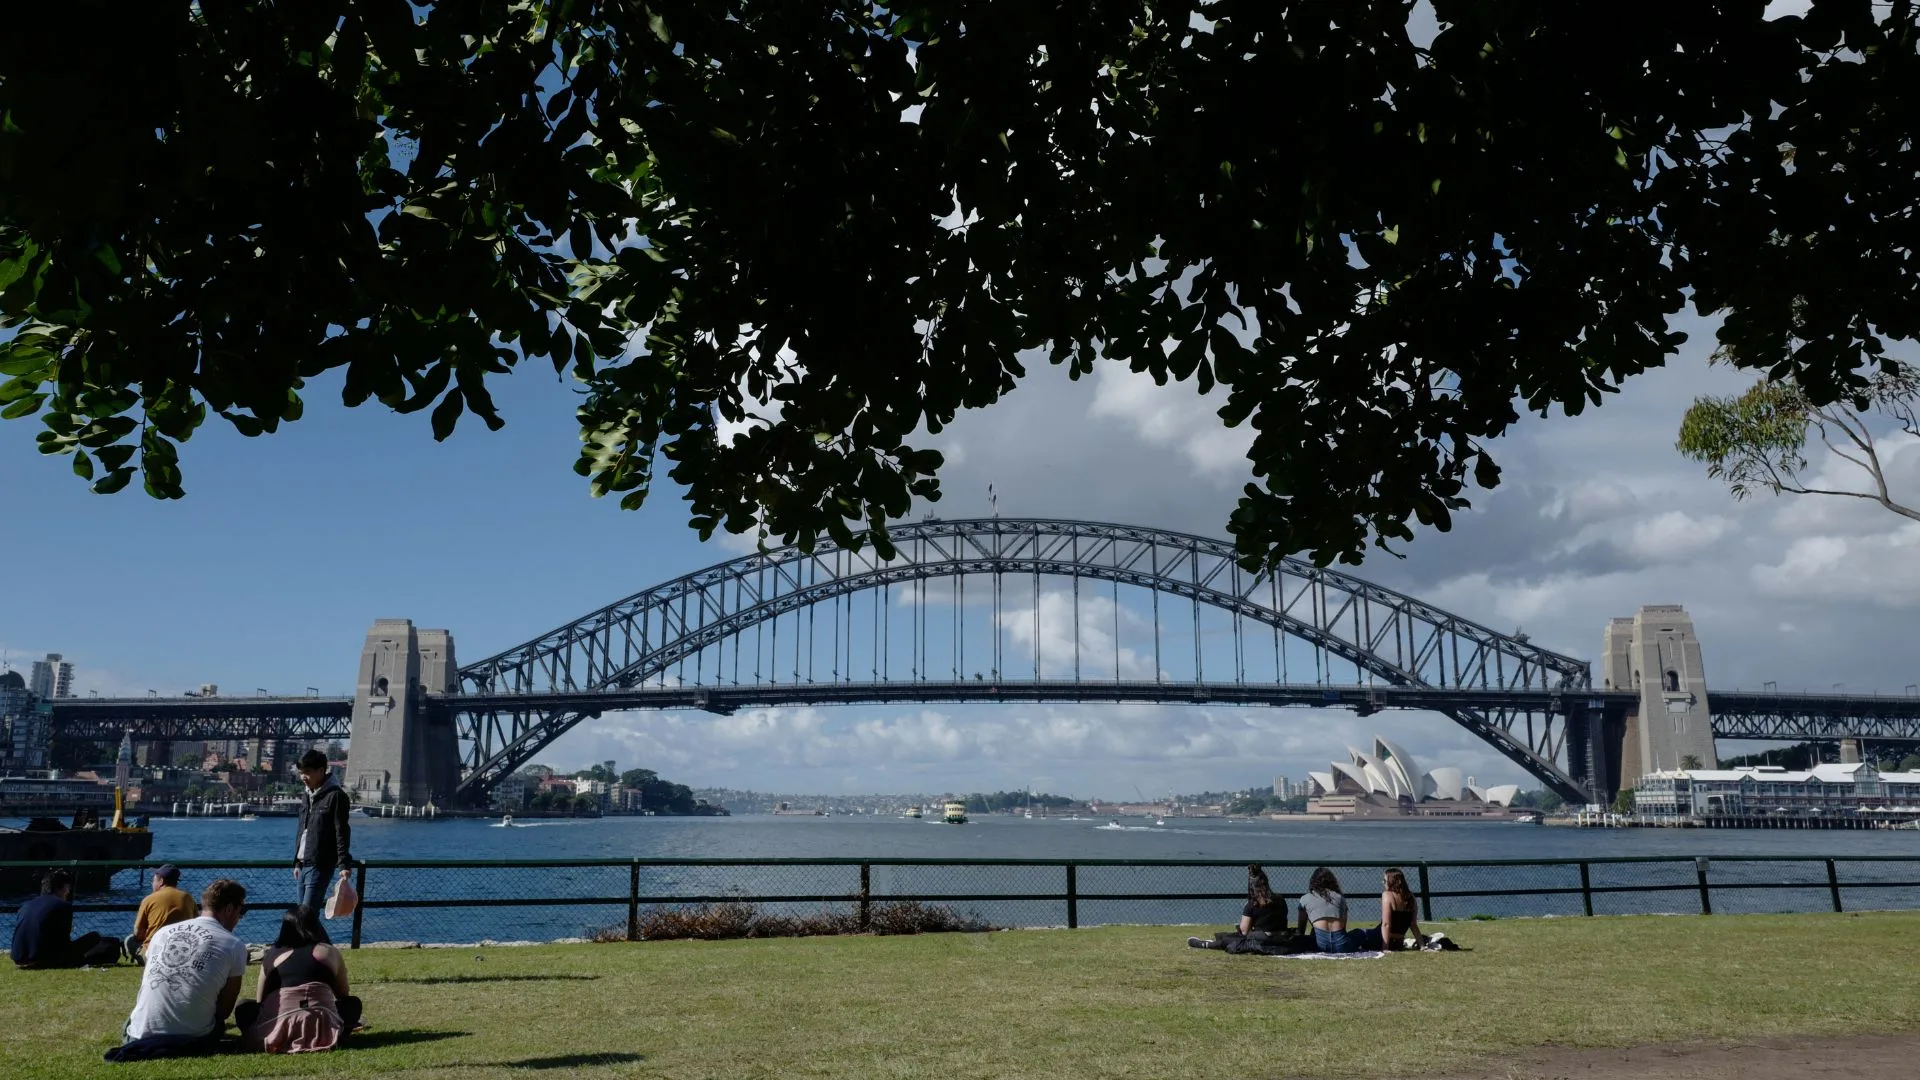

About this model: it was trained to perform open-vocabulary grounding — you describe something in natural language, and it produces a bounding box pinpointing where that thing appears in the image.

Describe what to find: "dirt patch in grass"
[1430,1032,1920,1080]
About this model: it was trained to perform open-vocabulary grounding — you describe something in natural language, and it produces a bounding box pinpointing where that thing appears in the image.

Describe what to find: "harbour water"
[8,813,1919,945]
[60,810,1920,863]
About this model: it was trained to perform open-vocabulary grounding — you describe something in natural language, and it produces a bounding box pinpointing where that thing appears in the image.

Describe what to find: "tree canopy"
[3,1,1917,568]
[1676,361,1920,522]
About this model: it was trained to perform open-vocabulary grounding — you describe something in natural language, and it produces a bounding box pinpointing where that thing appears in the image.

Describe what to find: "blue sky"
[0,365,721,698]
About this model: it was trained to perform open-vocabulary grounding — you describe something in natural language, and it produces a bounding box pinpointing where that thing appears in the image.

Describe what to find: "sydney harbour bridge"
[46,519,1920,807]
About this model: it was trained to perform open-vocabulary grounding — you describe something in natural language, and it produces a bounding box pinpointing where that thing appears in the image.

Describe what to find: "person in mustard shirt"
[125,865,197,966]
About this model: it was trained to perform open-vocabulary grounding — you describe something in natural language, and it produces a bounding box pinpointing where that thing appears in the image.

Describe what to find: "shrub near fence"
[5,856,1920,948]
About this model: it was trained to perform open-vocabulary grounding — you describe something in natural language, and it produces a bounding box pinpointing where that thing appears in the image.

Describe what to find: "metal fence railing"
[5,855,1920,948]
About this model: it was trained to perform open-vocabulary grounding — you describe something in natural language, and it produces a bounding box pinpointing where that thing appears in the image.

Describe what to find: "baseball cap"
[155,864,180,883]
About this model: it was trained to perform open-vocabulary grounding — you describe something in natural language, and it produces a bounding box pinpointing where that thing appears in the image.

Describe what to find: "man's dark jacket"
[10,892,76,966]
[295,780,353,869]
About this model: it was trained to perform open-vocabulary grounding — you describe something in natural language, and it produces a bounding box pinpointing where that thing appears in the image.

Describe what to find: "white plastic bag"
[323,872,359,920]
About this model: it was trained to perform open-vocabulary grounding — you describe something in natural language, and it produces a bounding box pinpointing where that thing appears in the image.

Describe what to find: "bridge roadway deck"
[443,681,1623,715]
[43,685,1920,742]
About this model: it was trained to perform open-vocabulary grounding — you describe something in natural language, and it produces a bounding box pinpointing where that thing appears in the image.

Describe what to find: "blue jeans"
[296,863,336,911]
[1314,926,1383,953]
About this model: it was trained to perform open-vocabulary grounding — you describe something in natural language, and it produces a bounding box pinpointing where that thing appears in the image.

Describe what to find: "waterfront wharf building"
[1633,763,1920,820]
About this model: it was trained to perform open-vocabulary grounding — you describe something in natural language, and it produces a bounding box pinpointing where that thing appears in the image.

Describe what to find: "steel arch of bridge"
[449,519,1595,802]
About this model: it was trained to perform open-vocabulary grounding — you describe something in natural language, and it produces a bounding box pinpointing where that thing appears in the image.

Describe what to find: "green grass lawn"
[6,913,1920,1079]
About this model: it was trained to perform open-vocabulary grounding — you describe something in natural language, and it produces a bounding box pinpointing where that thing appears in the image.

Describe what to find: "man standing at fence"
[293,749,353,911]
[124,864,196,966]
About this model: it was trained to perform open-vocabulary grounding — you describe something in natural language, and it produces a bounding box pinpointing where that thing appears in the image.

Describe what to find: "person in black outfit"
[236,906,363,1037]
[293,749,353,913]
[10,869,122,968]
[1188,865,1305,952]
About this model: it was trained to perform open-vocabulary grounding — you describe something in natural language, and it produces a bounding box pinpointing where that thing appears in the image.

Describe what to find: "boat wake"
[1094,823,1156,832]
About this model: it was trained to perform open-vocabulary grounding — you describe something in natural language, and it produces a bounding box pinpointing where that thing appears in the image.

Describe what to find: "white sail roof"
[1425,767,1464,801]
[1374,738,1422,798]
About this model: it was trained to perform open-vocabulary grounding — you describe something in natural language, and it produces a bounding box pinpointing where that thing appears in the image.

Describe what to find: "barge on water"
[0,814,154,893]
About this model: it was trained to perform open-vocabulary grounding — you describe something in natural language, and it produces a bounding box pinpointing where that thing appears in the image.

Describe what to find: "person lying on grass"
[237,905,363,1053]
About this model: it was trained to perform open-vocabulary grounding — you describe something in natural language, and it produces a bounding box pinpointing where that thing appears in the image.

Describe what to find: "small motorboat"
[500,813,515,828]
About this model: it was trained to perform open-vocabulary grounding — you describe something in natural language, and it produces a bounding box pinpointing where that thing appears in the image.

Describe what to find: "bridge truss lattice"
[450,519,1596,803]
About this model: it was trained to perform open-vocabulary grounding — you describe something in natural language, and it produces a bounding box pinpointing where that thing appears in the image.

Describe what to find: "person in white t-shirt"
[120,879,250,1051]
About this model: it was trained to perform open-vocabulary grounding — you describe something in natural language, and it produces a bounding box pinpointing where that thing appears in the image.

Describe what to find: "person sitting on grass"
[237,905,362,1053]
[124,864,196,966]
[1296,867,1383,953]
[1189,864,1297,951]
[108,878,249,1061]
[10,869,122,969]
[1378,868,1424,951]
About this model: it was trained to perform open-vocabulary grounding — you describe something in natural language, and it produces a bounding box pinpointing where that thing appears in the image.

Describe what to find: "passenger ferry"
[943,801,969,824]
[902,806,923,819]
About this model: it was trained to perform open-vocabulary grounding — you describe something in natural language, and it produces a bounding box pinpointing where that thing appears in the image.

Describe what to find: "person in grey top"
[1295,867,1382,952]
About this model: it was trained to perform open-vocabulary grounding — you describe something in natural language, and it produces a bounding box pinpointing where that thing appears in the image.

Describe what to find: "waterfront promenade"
[3,913,1917,1079]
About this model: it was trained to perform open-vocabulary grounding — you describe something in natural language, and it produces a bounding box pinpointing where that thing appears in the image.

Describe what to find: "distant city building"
[29,653,74,699]
[575,778,613,811]
[1,670,47,772]
[491,773,529,809]
[1634,763,1920,818]
[1305,737,1522,820]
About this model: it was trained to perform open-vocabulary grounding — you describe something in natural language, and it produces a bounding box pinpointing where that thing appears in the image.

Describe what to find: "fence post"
[1579,861,1593,917]
[1066,863,1078,929]
[1695,857,1712,915]
[1417,863,1433,923]
[1826,859,1843,913]
[350,863,367,949]
[859,863,872,931]
[629,862,642,941]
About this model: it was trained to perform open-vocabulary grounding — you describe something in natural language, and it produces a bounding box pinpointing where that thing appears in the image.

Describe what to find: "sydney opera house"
[1305,738,1525,821]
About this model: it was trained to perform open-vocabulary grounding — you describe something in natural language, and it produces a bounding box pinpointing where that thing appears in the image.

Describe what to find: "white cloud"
[1539,480,1639,525]
[542,700,1527,799]
[1752,525,1920,606]
[1420,572,1578,638]
[995,590,1157,680]
[1621,510,1732,563]
[1086,366,1253,481]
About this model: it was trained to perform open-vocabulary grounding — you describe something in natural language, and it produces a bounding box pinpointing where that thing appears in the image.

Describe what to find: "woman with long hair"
[234,906,363,1052]
[1239,865,1285,935]
[1295,867,1383,952]
[1379,868,1423,950]
[1187,865,1294,951]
